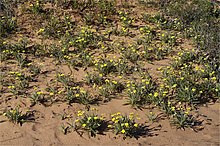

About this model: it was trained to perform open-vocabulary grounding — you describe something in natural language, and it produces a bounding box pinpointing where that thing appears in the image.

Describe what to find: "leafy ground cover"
[0,0,219,145]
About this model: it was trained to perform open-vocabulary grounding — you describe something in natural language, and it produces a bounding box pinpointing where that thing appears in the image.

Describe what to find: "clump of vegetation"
[73,110,107,137]
[3,107,34,126]
[108,112,145,139]
[0,16,17,37]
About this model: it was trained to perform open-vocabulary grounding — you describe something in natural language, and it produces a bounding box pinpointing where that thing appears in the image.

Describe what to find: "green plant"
[94,59,116,75]
[114,58,132,75]
[29,1,44,14]
[60,123,71,135]
[108,112,143,139]
[81,0,116,26]
[7,71,30,96]
[42,15,75,38]
[171,107,202,130]
[147,112,160,123]
[125,77,157,108]
[48,44,69,62]
[99,79,125,102]
[138,26,156,44]
[3,107,34,126]
[74,110,106,137]
[70,26,100,51]
[65,86,98,106]
[160,32,177,47]
[28,63,41,76]
[29,91,46,106]
[0,16,17,37]
[121,45,140,63]
[76,50,94,67]
[118,11,134,28]
[56,73,74,87]
[14,52,30,68]
[84,73,105,86]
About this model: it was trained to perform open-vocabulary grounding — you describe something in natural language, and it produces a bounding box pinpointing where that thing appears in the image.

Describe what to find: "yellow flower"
[172,84,177,88]
[111,113,116,117]
[8,85,15,89]
[192,88,196,92]
[77,111,84,117]
[112,81,117,84]
[37,28,45,34]
[94,116,98,120]
[154,92,158,97]
[82,124,86,127]
[121,129,126,134]
[37,91,42,95]
[211,77,217,81]
[134,123,138,127]
[107,125,112,128]
[145,81,150,85]
[129,115,133,120]
[125,123,129,128]
[80,88,86,93]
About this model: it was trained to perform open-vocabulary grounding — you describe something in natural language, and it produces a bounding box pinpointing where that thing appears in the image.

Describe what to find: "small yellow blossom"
[121,129,126,134]
[154,92,158,97]
[125,123,129,128]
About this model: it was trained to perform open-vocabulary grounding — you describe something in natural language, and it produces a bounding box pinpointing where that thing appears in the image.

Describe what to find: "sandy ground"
[0,99,219,146]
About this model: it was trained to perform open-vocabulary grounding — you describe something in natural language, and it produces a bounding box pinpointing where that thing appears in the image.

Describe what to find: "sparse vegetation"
[0,0,219,145]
